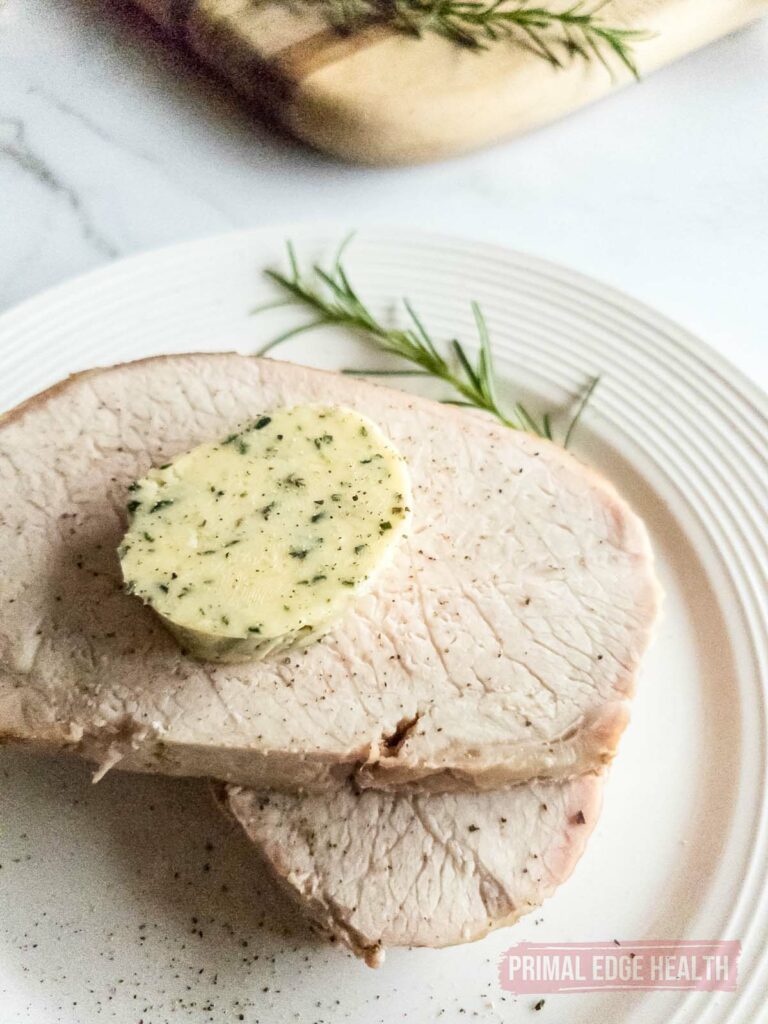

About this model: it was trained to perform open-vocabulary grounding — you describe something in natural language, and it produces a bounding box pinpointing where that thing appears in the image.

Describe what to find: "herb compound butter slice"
[119,405,412,662]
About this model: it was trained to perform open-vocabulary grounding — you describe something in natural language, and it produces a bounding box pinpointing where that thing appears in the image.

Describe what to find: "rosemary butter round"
[119,405,412,663]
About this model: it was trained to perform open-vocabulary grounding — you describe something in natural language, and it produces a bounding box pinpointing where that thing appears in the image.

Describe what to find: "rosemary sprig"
[257,240,598,447]
[302,0,650,79]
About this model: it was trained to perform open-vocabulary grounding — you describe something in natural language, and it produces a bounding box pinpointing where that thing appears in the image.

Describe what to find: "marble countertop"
[1,0,767,388]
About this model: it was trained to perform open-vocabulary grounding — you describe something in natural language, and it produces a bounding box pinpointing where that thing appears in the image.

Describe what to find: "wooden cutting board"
[132,0,766,163]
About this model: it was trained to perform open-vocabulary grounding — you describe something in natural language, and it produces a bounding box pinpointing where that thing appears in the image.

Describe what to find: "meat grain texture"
[225,773,603,965]
[0,355,661,790]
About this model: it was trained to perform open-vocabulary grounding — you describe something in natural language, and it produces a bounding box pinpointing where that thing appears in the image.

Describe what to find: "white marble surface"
[0,0,767,389]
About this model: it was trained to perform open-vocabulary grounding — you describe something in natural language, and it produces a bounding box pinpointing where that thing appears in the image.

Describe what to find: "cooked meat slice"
[0,354,660,790]
[224,773,603,965]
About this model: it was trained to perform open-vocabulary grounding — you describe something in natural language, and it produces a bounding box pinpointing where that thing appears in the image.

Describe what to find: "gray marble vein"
[0,115,119,259]
[26,84,237,223]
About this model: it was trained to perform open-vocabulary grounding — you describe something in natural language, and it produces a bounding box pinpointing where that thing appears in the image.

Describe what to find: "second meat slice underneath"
[224,771,604,965]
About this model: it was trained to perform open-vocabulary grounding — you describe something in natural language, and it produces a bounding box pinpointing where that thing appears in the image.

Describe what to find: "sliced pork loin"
[225,773,603,965]
[0,355,660,790]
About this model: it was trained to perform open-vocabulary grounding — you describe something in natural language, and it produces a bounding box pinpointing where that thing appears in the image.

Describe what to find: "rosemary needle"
[563,373,600,448]
[289,0,650,79]
[257,239,599,448]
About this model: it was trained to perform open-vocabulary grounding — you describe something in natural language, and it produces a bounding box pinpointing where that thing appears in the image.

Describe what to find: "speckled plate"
[1,226,766,1024]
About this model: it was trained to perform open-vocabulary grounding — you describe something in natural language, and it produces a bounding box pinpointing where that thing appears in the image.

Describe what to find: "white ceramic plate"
[0,226,766,1024]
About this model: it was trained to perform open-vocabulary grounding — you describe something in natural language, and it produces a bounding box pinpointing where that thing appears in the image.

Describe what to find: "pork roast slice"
[0,355,660,790]
[224,772,603,965]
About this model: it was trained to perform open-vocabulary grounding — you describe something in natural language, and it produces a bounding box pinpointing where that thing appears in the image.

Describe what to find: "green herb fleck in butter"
[119,405,412,663]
